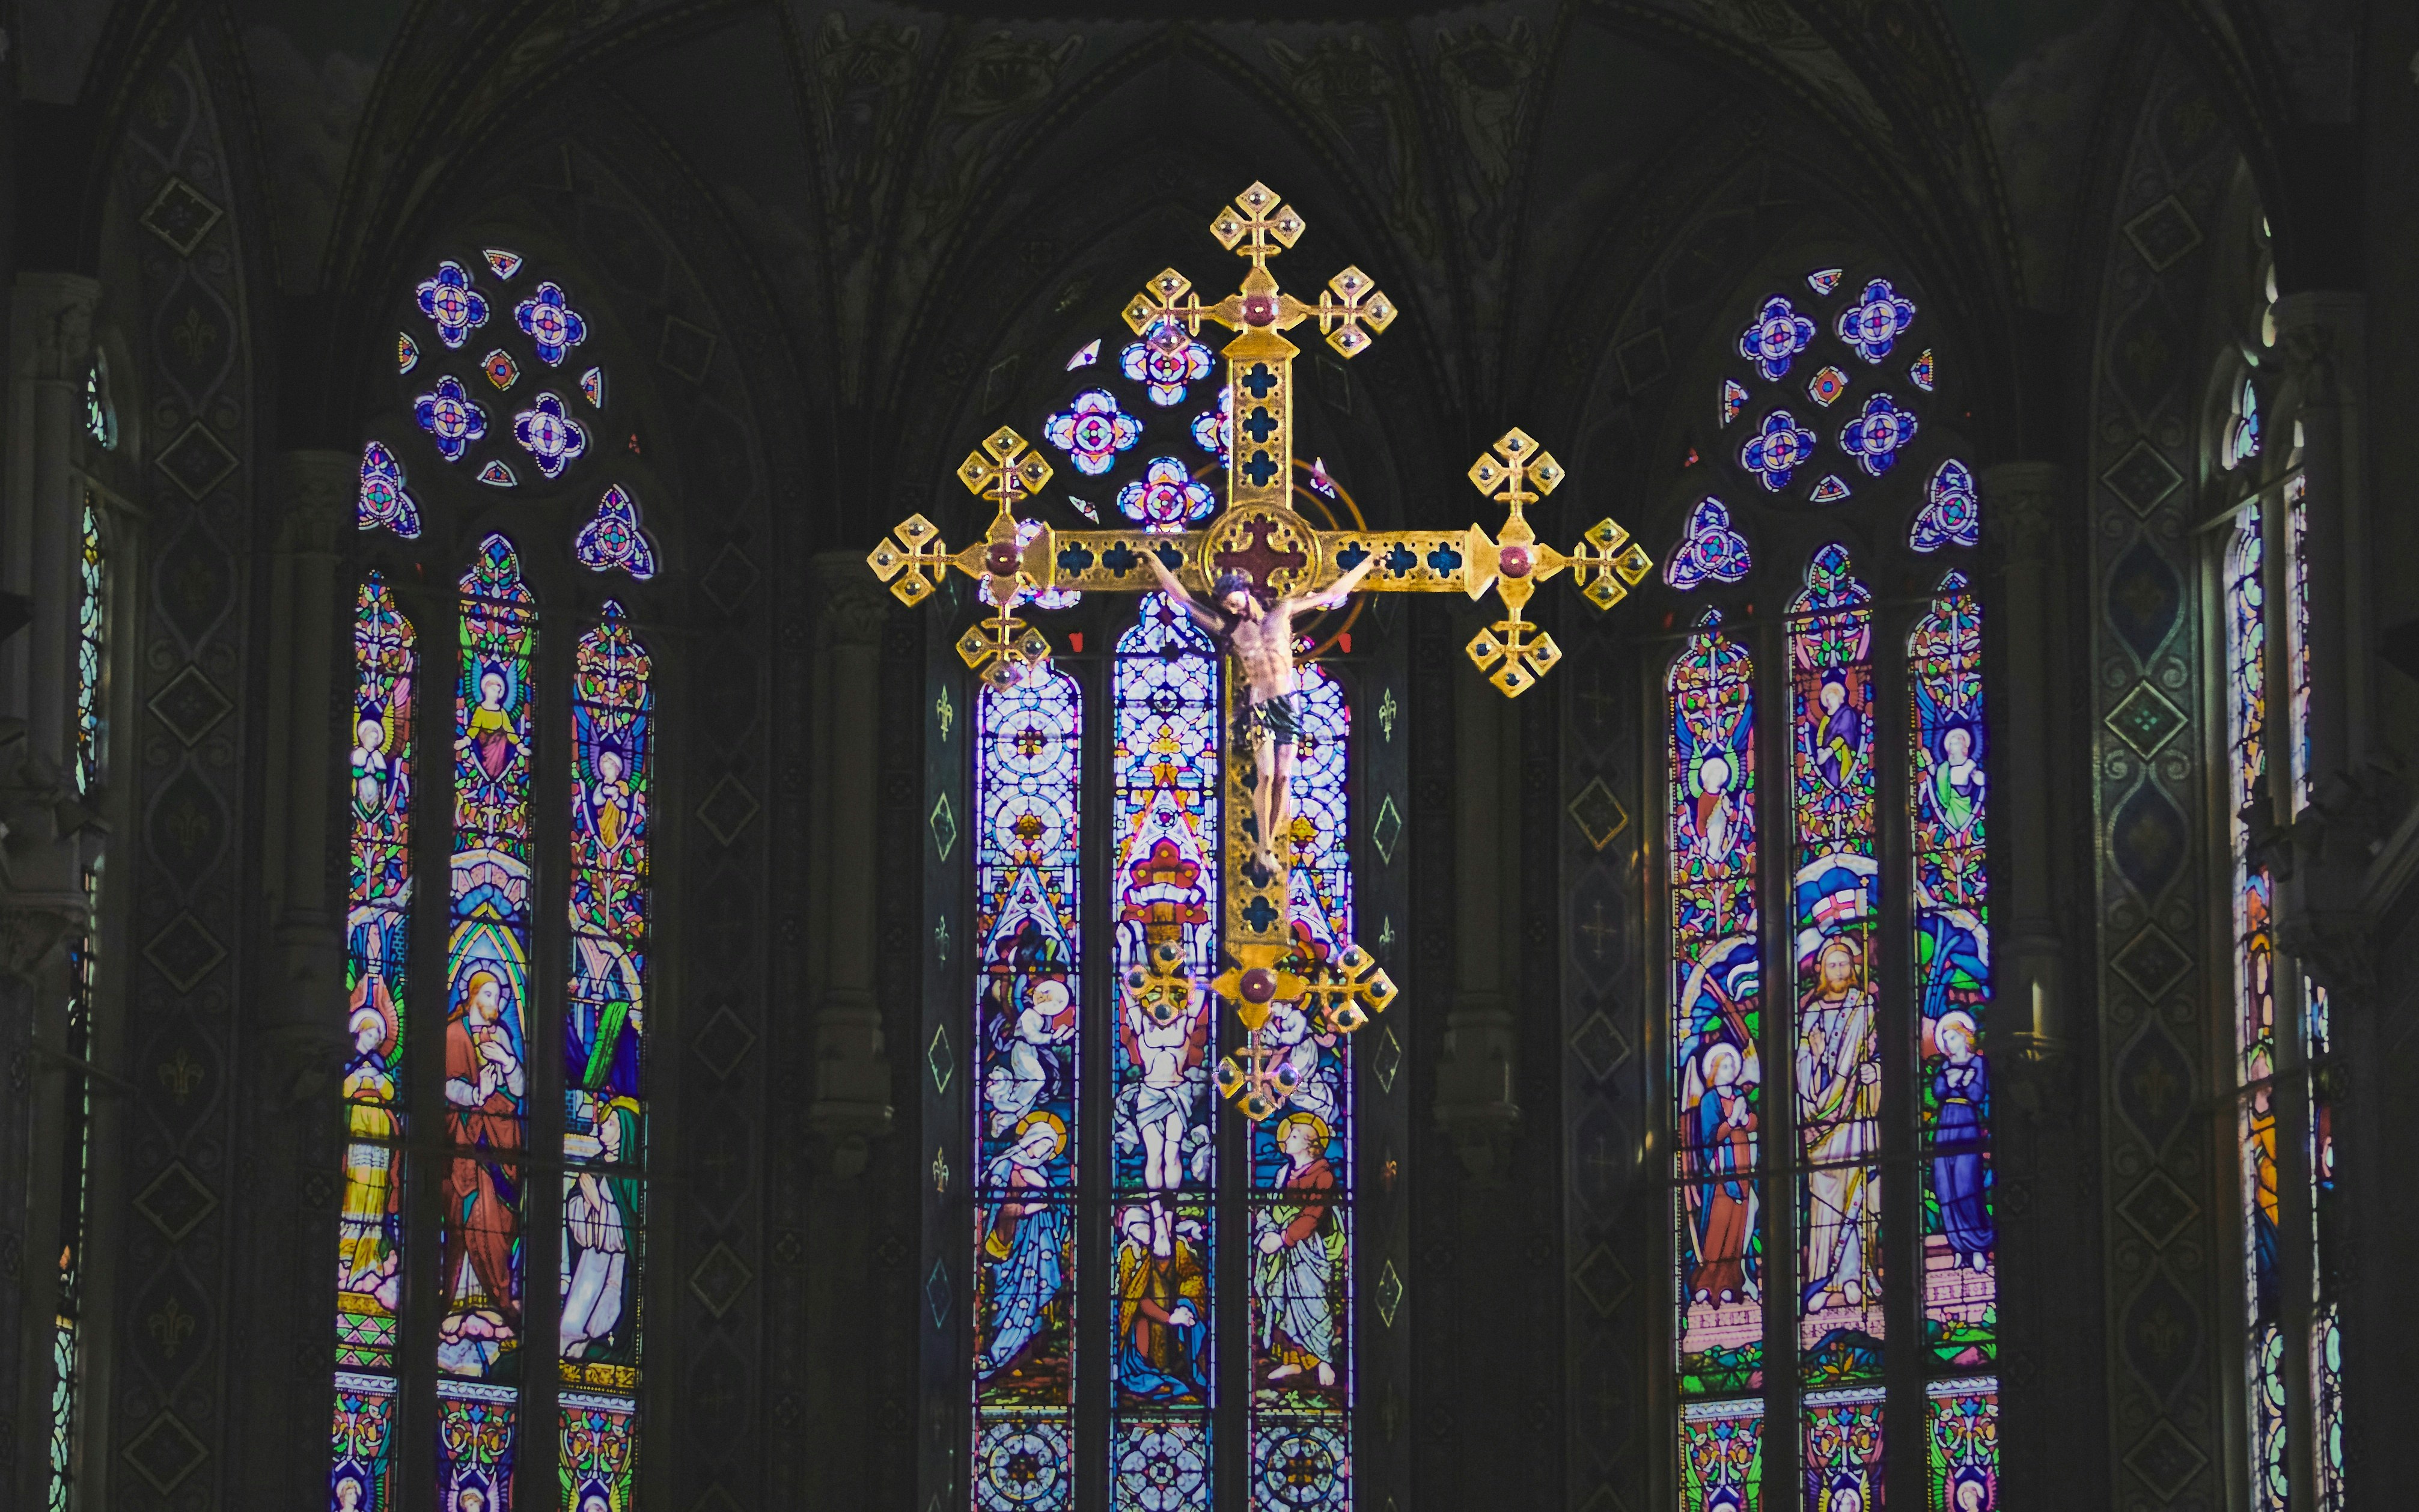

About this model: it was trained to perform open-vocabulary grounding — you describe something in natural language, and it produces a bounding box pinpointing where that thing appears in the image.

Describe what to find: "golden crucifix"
[868,183,1654,1120]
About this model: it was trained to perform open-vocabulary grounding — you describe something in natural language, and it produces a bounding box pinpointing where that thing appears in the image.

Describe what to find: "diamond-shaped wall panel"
[1569,1010,1632,1081]
[2105,682,2187,758]
[1572,1242,1632,1318]
[2112,925,2191,1001]
[121,1409,210,1493]
[2122,1417,2209,1501]
[695,774,758,846]
[148,663,233,746]
[138,176,224,256]
[688,1242,754,1318]
[692,1004,757,1080]
[1566,775,1629,852]
[154,420,240,499]
[133,1160,218,1242]
[2101,440,2184,518]
[144,911,226,992]
[2117,1169,2200,1249]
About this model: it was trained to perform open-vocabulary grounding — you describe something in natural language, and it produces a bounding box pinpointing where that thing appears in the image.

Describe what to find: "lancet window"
[1668,264,1996,1510]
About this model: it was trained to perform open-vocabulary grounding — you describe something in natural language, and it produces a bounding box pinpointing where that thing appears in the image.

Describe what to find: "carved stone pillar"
[1433,638,1520,1181]
[807,553,894,1175]
[259,451,350,1107]
[1980,463,2070,1068]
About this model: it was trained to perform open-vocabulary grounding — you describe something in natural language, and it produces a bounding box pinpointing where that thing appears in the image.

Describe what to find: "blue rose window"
[1837,392,1918,477]
[1736,295,1817,381]
[1664,496,1752,590]
[1117,456,1217,531]
[1043,389,1142,477]
[1739,410,1818,492]
[414,375,488,461]
[1120,323,1213,407]
[512,392,589,479]
[514,282,589,367]
[415,261,490,350]
[1835,278,1918,363]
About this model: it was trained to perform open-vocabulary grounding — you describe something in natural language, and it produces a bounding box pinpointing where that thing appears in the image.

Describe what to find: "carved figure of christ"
[1147,549,1376,875]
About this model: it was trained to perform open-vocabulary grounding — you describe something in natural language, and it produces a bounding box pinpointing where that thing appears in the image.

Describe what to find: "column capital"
[811,549,893,648]
[2271,291,2366,400]
[10,272,100,383]
[274,448,356,550]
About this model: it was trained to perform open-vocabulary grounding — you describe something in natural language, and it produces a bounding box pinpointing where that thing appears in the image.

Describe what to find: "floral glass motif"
[1068,339,1100,370]
[1307,458,1338,500]
[484,248,524,281]
[514,282,589,367]
[1835,279,1917,364]
[561,605,653,1507]
[1738,295,1818,381]
[574,485,659,581]
[1741,410,1819,493]
[1909,349,1935,392]
[1910,574,1997,1391]
[1192,386,1232,465]
[417,261,492,350]
[1806,366,1849,407]
[1682,1399,1765,1512]
[399,332,420,374]
[1045,389,1144,477]
[971,669,1082,1512]
[2225,506,2288,1512]
[1804,1388,1885,1512]
[332,575,415,1512]
[1122,323,1213,406]
[1067,495,1100,525]
[439,534,538,1507]
[358,440,424,539]
[479,460,519,489]
[1117,457,1217,532]
[1009,519,1082,611]
[1837,392,1918,477]
[581,367,605,410]
[1721,379,1749,428]
[1108,596,1221,1508]
[1909,461,1980,553]
[1925,1378,1998,1512]
[82,355,113,448]
[484,350,520,391]
[1670,611,1765,1406]
[73,502,105,795]
[1808,476,1852,507]
[1249,666,1355,1512]
[1665,498,1754,590]
[416,374,490,462]
[1806,267,1843,296]
[1789,544,1885,1395]
[512,393,589,480]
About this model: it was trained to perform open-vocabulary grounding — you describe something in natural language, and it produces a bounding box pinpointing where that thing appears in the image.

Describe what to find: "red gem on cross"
[1498,544,1533,579]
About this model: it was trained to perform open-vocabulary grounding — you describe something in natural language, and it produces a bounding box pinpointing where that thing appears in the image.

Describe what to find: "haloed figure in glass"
[1254,1111,1342,1389]
[1146,552,1374,876]
[981,1111,1074,1376]
[1688,1041,1757,1305]
[1114,1201,1209,1401]
[1799,937,1881,1311]
[561,1096,640,1358]
[1930,1011,1992,1271]
[441,964,526,1359]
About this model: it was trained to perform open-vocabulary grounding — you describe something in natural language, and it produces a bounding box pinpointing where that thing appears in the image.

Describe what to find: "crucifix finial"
[1209,181,1305,270]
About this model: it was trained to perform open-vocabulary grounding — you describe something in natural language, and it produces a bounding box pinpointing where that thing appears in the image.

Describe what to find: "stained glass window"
[332,574,416,1512]
[439,534,539,1510]
[2229,376,2262,469]
[2224,505,2289,1512]
[1249,664,1355,1512]
[406,254,605,490]
[557,603,653,1509]
[1109,596,1220,1505]
[1676,267,1986,1509]
[82,353,115,448]
[1669,609,1764,1500]
[46,867,97,1512]
[1910,572,1998,1507]
[971,666,1084,1512]
[73,498,105,795]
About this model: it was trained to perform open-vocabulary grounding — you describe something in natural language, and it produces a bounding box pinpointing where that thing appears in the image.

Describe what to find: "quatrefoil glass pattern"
[512,392,588,479]
[1837,392,1919,477]
[1664,496,1752,590]
[514,282,588,367]
[414,261,489,349]
[1192,385,1232,465]
[1740,410,1819,492]
[1835,277,1918,363]
[1043,389,1142,477]
[1120,323,1213,406]
[413,374,488,460]
[1737,294,1818,381]
[1117,456,1216,531]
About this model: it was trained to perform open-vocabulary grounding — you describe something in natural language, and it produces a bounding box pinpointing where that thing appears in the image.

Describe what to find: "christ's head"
[1213,570,1256,617]
[465,970,504,1024]
[1819,938,1858,995]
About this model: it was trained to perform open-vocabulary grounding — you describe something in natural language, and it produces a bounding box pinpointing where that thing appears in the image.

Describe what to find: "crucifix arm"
[1145,550,1225,632]
[1296,553,1376,612]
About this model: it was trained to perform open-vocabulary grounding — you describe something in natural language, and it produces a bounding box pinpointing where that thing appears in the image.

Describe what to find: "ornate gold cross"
[869,183,1653,1120]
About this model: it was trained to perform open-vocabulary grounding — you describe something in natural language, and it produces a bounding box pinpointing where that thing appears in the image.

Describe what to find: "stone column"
[1433,637,1520,1181]
[806,553,894,1175]
[259,452,351,1103]
[1980,463,2070,1061]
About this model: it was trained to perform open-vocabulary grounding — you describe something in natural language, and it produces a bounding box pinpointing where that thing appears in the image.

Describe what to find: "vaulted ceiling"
[21,0,2356,543]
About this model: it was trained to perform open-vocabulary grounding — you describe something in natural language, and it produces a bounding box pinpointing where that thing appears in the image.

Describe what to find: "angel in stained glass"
[1145,551,1376,875]
[978,1111,1072,1378]
[1254,1110,1343,1389]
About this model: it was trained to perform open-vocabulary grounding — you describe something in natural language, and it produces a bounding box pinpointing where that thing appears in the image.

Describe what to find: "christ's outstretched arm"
[1284,553,1377,616]
[1145,551,1226,632]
